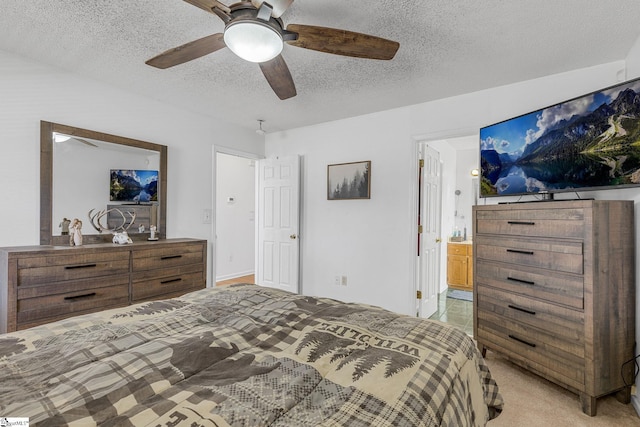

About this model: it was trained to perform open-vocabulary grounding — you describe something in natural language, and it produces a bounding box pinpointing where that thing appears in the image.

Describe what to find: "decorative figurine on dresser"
[473,200,635,416]
[59,217,70,235]
[69,218,83,246]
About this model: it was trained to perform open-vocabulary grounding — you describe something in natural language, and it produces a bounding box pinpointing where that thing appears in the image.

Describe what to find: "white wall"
[453,148,479,237]
[215,153,255,281]
[0,49,265,287]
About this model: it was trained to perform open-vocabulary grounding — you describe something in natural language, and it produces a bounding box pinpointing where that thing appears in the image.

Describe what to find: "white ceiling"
[2,1,640,133]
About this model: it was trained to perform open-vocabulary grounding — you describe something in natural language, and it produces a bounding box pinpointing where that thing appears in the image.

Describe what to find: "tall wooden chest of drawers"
[0,238,207,333]
[473,200,635,416]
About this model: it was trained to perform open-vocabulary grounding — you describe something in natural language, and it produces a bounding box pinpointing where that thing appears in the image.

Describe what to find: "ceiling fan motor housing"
[222,2,297,42]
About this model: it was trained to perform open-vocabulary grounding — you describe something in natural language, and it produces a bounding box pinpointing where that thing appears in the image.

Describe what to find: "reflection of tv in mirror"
[110,169,158,203]
[480,77,640,198]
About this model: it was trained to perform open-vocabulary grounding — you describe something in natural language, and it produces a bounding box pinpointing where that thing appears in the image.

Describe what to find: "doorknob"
[290,234,297,240]
[435,238,442,243]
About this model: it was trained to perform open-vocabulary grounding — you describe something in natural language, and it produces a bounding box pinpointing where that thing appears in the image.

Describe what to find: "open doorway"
[214,149,260,286]
[415,135,478,335]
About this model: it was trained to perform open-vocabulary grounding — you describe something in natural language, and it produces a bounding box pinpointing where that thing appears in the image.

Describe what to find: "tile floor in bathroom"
[429,289,474,336]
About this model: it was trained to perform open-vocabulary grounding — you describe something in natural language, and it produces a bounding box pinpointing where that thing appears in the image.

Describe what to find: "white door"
[417,144,442,318]
[256,156,300,293]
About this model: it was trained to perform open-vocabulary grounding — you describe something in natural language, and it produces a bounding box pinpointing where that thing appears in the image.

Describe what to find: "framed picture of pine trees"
[327,160,371,200]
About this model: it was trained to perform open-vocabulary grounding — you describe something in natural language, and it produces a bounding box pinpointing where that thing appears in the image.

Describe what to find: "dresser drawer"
[477,287,585,388]
[16,275,129,299]
[133,243,205,271]
[17,251,130,286]
[476,207,585,239]
[131,266,205,302]
[475,235,583,274]
[475,260,584,309]
[477,285,584,343]
[16,282,129,327]
[477,323,585,390]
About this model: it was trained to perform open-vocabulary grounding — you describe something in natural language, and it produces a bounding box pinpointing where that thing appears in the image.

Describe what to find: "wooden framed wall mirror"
[40,121,167,245]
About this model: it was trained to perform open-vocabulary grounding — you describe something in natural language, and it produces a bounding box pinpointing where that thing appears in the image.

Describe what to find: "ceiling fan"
[146,0,400,100]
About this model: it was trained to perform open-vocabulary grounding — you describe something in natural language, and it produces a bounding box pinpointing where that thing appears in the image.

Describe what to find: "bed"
[0,284,503,426]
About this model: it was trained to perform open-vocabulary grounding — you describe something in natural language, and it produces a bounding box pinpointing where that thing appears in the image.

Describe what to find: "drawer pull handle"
[160,278,182,285]
[508,304,536,315]
[506,249,534,255]
[507,276,535,286]
[65,263,97,270]
[160,255,183,260]
[507,221,536,225]
[508,334,536,347]
[64,292,97,301]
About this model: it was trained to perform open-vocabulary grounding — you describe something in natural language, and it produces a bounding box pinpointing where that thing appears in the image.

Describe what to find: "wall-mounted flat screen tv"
[479,77,640,198]
[110,169,158,202]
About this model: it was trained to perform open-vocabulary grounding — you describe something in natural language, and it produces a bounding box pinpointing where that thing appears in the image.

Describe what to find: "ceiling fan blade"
[259,55,296,100]
[146,33,226,69]
[286,24,399,60]
[182,0,230,21]
[251,0,294,18]
[73,137,98,148]
[181,0,218,14]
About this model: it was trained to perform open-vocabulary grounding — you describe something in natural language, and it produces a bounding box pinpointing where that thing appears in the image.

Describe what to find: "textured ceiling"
[2,1,640,133]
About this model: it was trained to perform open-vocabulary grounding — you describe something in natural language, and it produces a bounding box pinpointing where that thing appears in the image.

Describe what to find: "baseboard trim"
[632,394,640,418]
[216,271,254,282]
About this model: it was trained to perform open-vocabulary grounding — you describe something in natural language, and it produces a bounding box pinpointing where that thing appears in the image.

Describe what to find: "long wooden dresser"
[0,238,207,333]
[473,200,635,416]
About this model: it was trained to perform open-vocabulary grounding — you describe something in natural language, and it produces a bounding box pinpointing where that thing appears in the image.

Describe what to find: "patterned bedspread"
[0,284,502,426]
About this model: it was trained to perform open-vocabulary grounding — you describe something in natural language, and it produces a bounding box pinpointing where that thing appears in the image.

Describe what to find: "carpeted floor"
[484,351,639,426]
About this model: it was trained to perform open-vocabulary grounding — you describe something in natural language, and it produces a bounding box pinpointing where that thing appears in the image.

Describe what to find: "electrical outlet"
[341,276,348,286]
[334,276,341,286]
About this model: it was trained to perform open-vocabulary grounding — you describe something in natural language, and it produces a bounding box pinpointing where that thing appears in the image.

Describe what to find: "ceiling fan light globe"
[224,21,283,63]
